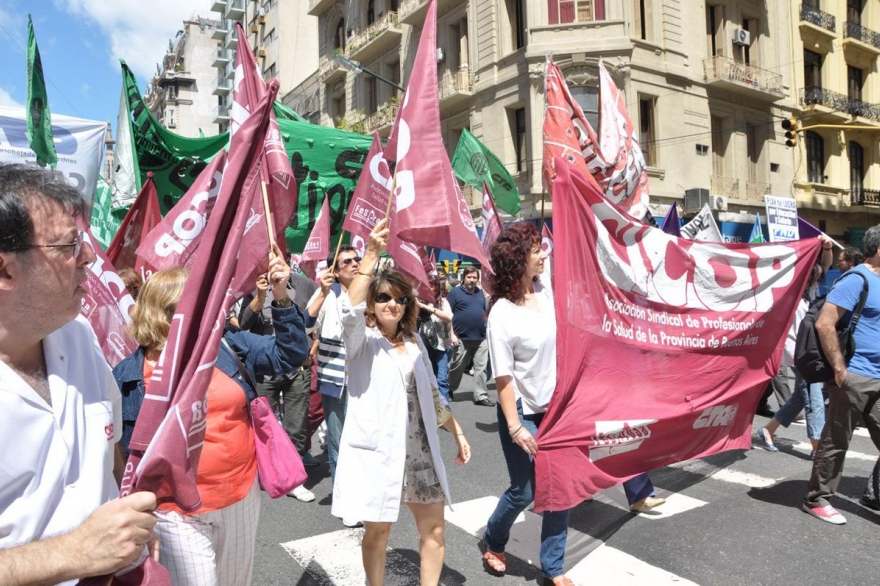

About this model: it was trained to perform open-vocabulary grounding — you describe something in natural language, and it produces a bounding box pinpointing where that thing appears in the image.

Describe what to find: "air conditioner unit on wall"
[258,48,267,58]
[733,28,751,46]
[250,24,259,32]
[710,195,728,211]
[684,188,710,211]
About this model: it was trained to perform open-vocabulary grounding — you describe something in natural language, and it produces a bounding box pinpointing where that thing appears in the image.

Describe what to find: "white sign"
[0,106,105,204]
[764,195,799,242]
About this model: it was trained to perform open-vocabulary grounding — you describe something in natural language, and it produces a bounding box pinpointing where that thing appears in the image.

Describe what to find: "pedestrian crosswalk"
[279,439,880,586]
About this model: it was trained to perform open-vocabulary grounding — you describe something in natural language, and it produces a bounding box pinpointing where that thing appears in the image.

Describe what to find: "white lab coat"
[331,298,452,523]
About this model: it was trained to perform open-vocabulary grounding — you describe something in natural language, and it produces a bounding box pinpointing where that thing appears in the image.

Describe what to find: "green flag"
[89,177,122,250]
[26,15,56,168]
[451,128,520,215]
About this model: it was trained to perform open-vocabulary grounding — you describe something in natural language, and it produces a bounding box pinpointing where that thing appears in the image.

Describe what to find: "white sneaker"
[289,485,315,502]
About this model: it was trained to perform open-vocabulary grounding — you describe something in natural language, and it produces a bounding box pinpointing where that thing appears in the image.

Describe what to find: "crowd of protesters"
[2,162,880,586]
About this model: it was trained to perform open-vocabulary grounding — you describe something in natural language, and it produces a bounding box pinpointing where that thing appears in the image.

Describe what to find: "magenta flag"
[77,218,138,368]
[121,81,284,512]
[106,172,161,274]
[533,161,819,512]
[343,132,434,301]
[135,151,228,275]
[383,0,491,272]
[300,195,330,280]
[541,223,554,256]
[480,182,503,260]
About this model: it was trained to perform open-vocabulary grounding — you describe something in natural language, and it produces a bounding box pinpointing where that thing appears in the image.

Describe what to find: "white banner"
[764,195,799,242]
[680,204,723,243]
[0,106,105,204]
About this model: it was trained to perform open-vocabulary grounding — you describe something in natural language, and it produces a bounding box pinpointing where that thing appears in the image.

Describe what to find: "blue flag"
[749,214,765,243]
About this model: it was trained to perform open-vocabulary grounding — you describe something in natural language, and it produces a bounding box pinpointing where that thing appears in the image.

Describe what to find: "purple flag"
[797,216,822,240]
[661,204,681,237]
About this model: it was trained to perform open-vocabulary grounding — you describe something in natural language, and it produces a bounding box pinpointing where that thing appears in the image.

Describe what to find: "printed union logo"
[351,198,382,230]
[693,404,738,429]
[588,419,657,462]
[469,152,489,176]
[304,238,320,252]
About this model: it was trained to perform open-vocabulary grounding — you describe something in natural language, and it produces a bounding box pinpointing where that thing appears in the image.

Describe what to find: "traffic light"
[782,117,798,147]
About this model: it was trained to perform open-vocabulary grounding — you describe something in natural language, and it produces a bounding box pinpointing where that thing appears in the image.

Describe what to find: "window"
[509,108,527,173]
[740,18,759,66]
[502,0,525,52]
[639,96,657,167]
[806,131,825,184]
[848,66,863,101]
[711,115,727,176]
[333,19,345,52]
[706,5,723,57]
[804,49,823,91]
[746,123,759,182]
[387,60,401,97]
[634,0,653,42]
[263,28,276,45]
[364,76,377,114]
[570,85,598,131]
[331,92,346,121]
[548,0,605,25]
[848,0,863,25]
[166,109,175,128]
[367,0,376,25]
[389,0,398,11]
[850,141,864,198]
[263,63,276,79]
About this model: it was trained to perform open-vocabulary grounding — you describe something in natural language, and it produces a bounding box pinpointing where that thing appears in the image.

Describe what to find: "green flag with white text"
[89,176,123,250]
[451,128,520,215]
[26,15,56,168]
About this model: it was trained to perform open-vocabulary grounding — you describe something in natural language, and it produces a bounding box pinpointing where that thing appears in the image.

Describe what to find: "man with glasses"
[0,164,157,584]
[305,246,363,526]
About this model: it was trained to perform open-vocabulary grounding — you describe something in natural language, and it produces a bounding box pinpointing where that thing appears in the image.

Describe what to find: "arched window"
[333,19,345,52]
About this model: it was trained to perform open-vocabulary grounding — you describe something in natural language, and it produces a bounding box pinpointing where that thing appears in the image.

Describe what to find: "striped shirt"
[306,283,348,398]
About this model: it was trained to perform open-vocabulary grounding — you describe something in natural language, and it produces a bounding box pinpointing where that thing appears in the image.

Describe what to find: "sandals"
[543,577,575,586]
[481,548,507,575]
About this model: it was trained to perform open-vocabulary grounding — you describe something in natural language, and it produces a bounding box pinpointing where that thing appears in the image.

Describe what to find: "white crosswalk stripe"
[667,459,780,488]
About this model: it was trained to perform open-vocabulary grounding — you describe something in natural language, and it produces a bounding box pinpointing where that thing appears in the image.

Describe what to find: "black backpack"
[794,272,869,384]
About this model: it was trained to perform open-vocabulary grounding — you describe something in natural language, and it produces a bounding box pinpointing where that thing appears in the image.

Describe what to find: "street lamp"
[333,52,405,93]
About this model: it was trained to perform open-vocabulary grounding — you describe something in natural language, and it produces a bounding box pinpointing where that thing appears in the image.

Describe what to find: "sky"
[0,0,214,133]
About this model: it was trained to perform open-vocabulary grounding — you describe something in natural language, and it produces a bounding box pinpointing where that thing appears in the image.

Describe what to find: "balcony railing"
[347,12,400,57]
[851,188,880,207]
[847,98,880,121]
[438,69,475,101]
[800,86,850,111]
[710,175,740,200]
[746,181,771,203]
[212,75,232,95]
[845,21,880,50]
[800,3,835,32]
[703,55,784,96]
[318,57,344,84]
[361,101,401,134]
[212,103,230,122]
[226,0,245,17]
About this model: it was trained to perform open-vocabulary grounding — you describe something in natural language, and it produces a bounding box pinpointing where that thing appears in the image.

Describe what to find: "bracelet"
[510,425,523,437]
[357,270,373,277]
[822,246,832,250]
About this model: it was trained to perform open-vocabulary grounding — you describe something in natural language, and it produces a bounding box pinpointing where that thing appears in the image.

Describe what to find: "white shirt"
[782,298,809,368]
[0,316,121,555]
[487,271,556,415]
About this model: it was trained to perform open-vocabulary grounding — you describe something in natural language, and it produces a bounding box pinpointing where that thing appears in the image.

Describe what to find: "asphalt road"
[250,376,880,586]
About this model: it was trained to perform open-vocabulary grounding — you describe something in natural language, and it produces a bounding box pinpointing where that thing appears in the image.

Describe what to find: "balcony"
[438,69,475,109]
[212,19,230,40]
[746,181,771,204]
[795,182,850,210]
[702,55,784,101]
[799,3,836,42]
[213,103,230,124]
[843,21,880,58]
[348,12,403,63]
[225,26,238,49]
[308,0,337,17]
[847,98,880,122]
[851,188,880,207]
[710,175,740,200]
[211,0,226,13]
[361,100,401,135]
[160,68,195,83]
[212,48,230,68]
[226,0,245,18]
[400,0,460,25]
[318,56,346,86]
[799,86,851,122]
[212,75,232,95]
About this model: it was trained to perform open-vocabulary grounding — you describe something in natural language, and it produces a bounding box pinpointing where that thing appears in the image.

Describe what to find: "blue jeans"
[484,401,570,580]
[321,390,347,483]
[623,473,656,506]
[774,369,825,440]
[426,346,450,401]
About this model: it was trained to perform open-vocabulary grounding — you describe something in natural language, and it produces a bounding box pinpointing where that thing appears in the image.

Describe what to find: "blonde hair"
[128,268,189,351]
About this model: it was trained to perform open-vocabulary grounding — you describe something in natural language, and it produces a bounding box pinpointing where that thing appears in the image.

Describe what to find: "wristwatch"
[274,296,293,308]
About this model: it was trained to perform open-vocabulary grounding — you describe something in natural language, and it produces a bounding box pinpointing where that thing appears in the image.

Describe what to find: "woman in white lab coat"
[332,219,471,586]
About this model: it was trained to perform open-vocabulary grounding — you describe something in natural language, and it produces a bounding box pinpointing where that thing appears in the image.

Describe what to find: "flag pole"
[540,190,546,229]
[260,180,276,256]
[330,230,346,272]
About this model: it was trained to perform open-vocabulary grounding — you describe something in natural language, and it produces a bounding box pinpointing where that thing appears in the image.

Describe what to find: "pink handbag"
[249,395,307,498]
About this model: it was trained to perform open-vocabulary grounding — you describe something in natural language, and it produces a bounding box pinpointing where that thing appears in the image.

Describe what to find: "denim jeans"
[426,346,450,401]
[321,390,347,483]
[623,473,656,506]
[774,368,826,441]
[484,401,570,580]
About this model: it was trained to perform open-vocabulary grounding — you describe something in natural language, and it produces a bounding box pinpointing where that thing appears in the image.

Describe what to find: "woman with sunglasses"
[480,222,573,586]
[333,219,471,586]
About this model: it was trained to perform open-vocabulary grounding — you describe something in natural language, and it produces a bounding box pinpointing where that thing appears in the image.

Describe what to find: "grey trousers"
[448,338,490,401]
[806,370,880,507]
[256,368,311,456]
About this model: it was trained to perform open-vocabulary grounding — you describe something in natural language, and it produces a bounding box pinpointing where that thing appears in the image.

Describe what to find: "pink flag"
[424,249,438,277]
[77,219,138,368]
[480,182,503,260]
[343,132,434,301]
[106,172,161,273]
[532,160,820,512]
[121,81,286,512]
[382,0,491,273]
[300,195,330,280]
[135,151,228,275]
[541,223,554,256]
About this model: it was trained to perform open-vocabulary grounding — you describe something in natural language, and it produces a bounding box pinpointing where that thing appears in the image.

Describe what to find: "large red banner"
[105,172,161,274]
[533,162,820,512]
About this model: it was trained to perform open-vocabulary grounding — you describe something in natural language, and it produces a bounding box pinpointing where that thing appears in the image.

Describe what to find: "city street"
[251,376,879,586]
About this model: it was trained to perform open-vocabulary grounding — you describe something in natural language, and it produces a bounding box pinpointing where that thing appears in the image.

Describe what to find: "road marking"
[445,496,698,585]
[281,527,431,586]
[567,543,699,585]
[792,441,877,462]
[853,427,870,438]
[593,490,708,520]
[667,459,780,488]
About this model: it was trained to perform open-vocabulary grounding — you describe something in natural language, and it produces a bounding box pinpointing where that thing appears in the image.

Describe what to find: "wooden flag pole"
[260,181,276,258]
[330,230,346,273]
[384,172,398,219]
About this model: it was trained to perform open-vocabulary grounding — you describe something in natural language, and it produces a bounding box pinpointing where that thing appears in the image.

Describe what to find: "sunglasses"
[374,292,410,305]
[339,256,362,267]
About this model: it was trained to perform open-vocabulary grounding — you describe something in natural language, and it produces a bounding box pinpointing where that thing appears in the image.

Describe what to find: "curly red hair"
[488,222,541,311]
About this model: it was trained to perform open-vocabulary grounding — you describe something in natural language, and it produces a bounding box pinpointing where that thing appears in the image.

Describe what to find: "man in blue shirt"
[447,267,495,406]
[804,226,880,525]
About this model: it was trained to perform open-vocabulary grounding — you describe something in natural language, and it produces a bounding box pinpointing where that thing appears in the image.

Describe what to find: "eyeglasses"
[340,256,362,267]
[374,292,410,305]
[15,230,86,258]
